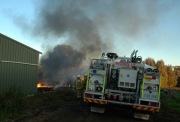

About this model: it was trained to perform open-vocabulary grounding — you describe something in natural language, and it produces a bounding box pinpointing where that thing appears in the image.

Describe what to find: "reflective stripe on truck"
[133,105,159,112]
[84,98,107,104]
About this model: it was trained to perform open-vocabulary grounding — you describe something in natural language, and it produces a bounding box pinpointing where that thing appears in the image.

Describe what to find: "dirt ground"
[10,88,180,122]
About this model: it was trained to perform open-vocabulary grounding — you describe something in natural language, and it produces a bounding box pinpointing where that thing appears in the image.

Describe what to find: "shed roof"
[0,33,42,54]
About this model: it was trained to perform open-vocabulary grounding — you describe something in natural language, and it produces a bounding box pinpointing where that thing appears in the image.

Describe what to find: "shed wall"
[0,34,40,94]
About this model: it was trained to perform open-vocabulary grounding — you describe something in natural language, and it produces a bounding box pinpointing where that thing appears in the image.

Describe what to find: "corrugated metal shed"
[0,33,41,94]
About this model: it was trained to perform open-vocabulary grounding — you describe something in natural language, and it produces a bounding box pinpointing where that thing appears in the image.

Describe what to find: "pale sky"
[0,0,180,66]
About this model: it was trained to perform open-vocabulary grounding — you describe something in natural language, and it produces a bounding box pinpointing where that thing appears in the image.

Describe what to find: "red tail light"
[85,94,93,98]
[150,102,159,107]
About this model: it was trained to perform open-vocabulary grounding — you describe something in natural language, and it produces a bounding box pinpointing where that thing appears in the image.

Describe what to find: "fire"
[37,82,42,88]
[37,81,54,88]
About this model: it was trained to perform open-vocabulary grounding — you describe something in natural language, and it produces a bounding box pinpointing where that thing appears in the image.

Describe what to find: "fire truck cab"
[83,50,161,120]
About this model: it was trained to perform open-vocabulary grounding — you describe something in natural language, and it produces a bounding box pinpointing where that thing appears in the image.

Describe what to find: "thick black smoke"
[34,0,111,83]
[14,0,173,84]
[33,0,109,57]
[40,45,84,83]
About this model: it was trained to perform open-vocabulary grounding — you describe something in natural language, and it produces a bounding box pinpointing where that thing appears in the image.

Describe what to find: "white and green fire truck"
[83,50,161,120]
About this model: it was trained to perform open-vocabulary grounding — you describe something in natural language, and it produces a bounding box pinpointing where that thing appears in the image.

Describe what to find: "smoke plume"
[40,45,84,83]
[14,0,172,84]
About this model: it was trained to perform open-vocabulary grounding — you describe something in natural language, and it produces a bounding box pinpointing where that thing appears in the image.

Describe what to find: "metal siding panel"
[0,63,1,93]
[18,41,22,62]
[30,65,37,94]
[28,48,30,63]
[0,34,39,94]
[32,66,37,93]
[28,49,31,63]
[11,40,14,61]
[31,51,34,64]
[26,65,29,92]
[33,66,37,93]
[24,65,27,92]
[25,48,27,63]
[2,63,10,92]
[0,34,41,54]
[1,63,4,92]
[28,66,32,93]
[15,67,19,91]
[0,64,4,93]
[2,37,6,60]
[6,38,10,61]
[2,37,5,60]
[23,46,26,63]
[21,64,25,93]
[20,64,24,92]
[30,49,37,64]
[4,63,9,91]
[22,45,25,62]
[0,36,2,58]
[9,40,12,61]
[18,44,22,62]
[30,49,35,64]
[30,66,35,94]
[2,63,6,92]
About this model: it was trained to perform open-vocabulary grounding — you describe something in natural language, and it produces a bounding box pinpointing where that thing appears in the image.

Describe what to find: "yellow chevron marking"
[100,101,104,104]
[143,107,148,110]
[133,106,160,112]
[84,99,107,105]
[94,100,98,103]
[89,100,93,102]
[149,108,154,111]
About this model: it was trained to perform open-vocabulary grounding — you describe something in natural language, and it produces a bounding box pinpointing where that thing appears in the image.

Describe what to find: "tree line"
[143,58,180,88]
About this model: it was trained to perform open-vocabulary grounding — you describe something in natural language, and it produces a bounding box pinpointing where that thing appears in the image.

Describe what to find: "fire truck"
[83,50,161,120]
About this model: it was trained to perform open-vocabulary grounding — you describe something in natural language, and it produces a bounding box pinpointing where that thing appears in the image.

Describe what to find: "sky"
[0,0,180,66]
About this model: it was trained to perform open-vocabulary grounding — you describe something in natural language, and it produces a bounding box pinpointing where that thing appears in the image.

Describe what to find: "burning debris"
[37,82,54,89]
[37,81,54,92]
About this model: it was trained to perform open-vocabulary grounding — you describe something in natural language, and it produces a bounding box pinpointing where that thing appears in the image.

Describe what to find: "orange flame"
[37,81,54,88]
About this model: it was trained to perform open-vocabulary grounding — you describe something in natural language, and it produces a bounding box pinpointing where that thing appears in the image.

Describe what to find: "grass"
[161,89,180,113]
[0,86,27,121]
[0,88,77,121]
[1,87,180,121]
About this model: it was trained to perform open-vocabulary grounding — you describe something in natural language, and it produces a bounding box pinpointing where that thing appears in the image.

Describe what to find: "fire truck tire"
[90,106,105,114]
[133,112,150,120]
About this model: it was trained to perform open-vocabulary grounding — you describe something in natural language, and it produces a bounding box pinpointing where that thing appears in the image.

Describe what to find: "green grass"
[161,90,180,113]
